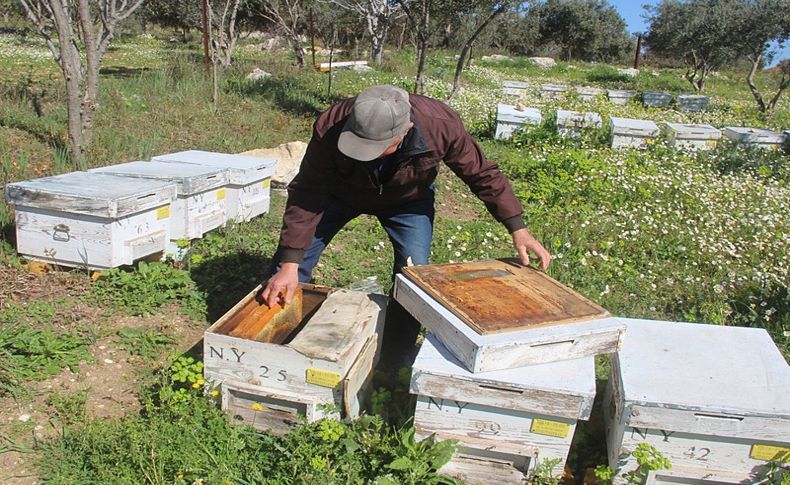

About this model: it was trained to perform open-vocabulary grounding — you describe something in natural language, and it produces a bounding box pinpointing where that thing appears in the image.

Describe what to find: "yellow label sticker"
[750,444,790,462]
[530,419,570,438]
[216,188,226,200]
[262,179,271,188]
[306,368,341,388]
[706,140,717,147]
[156,205,170,220]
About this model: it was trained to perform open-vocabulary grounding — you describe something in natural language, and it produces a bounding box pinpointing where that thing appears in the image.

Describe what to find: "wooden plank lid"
[401,259,609,335]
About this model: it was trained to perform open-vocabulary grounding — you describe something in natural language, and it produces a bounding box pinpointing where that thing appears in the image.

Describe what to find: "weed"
[46,388,89,426]
[92,261,206,319]
[531,458,563,484]
[756,461,790,485]
[116,327,176,361]
[622,443,672,484]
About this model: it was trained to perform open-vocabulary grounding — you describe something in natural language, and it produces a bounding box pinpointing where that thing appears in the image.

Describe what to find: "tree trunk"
[290,35,306,67]
[746,54,789,119]
[446,4,506,102]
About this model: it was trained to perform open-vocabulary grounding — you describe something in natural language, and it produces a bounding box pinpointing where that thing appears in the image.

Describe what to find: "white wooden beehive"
[495,104,542,140]
[575,86,603,101]
[90,161,228,241]
[204,284,386,433]
[5,172,177,269]
[152,150,276,223]
[665,123,721,151]
[604,318,790,484]
[393,260,625,373]
[723,127,786,150]
[412,333,596,481]
[556,110,602,137]
[502,80,529,96]
[610,118,660,149]
[540,84,567,99]
[607,89,637,105]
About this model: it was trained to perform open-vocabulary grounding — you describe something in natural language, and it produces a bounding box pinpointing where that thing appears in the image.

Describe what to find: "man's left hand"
[511,228,552,270]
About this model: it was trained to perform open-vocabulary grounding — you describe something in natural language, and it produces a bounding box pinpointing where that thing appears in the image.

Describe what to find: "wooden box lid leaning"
[90,160,228,196]
[152,150,276,186]
[394,259,625,373]
[4,171,177,218]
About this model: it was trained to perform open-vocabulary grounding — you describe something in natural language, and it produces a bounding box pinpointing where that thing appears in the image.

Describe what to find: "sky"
[608,0,789,67]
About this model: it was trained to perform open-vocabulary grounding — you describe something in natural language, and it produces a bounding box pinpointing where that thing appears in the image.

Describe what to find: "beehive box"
[677,94,709,112]
[556,110,602,137]
[575,86,603,101]
[604,318,790,484]
[610,118,660,149]
[540,84,567,99]
[152,150,276,223]
[723,127,786,150]
[90,161,228,240]
[204,284,387,433]
[393,259,624,373]
[412,333,596,482]
[4,172,176,269]
[502,80,529,96]
[607,89,637,105]
[495,104,542,140]
[665,123,721,150]
[642,92,673,107]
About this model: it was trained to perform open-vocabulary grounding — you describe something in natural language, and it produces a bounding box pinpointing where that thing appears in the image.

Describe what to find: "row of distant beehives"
[204,258,790,484]
[495,103,788,151]
[3,151,276,270]
[503,80,712,110]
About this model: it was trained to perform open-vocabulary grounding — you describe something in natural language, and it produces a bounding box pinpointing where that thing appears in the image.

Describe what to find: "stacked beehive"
[203,284,387,434]
[394,259,626,483]
[603,319,790,484]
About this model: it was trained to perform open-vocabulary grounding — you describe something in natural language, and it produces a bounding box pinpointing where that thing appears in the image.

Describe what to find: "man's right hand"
[261,262,300,307]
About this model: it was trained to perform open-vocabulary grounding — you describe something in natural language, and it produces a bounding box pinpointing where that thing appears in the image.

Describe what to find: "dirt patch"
[433,168,487,223]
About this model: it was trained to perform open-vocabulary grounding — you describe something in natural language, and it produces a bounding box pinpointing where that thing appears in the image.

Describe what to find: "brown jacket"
[278,94,525,263]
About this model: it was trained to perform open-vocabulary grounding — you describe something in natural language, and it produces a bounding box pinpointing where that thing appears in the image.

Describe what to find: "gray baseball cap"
[338,85,411,161]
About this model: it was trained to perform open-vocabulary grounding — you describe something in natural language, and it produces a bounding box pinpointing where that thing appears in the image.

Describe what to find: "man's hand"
[511,228,552,270]
[261,262,299,307]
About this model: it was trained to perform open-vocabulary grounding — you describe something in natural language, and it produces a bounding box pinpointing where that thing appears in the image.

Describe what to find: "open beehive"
[204,283,387,433]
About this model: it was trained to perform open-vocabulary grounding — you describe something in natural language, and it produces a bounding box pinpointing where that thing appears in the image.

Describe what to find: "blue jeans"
[275,195,435,283]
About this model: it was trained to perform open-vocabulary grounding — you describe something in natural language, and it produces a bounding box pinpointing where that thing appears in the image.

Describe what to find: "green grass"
[0,32,788,483]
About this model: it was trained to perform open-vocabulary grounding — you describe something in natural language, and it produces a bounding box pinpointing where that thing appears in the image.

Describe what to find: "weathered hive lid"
[502,80,529,89]
[496,104,541,124]
[575,86,603,95]
[4,171,177,218]
[723,127,785,144]
[90,160,227,196]
[541,84,567,92]
[401,259,610,335]
[412,333,596,420]
[556,110,602,126]
[616,318,790,418]
[665,123,721,140]
[288,289,386,363]
[152,150,276,186]
[610,117,660,136]
[607,89,637,97]
[677,94,708,101]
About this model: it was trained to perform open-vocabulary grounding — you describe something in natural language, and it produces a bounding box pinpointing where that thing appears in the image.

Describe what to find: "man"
[262,84,551,307]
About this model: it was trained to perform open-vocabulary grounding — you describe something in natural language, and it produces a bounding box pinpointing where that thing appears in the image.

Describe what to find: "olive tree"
[17,0,146,162]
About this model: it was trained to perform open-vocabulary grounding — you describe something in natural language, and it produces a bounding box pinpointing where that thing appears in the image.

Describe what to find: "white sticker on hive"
[306,368,341,388]
[156,205,170,220]
[530,418,570,438]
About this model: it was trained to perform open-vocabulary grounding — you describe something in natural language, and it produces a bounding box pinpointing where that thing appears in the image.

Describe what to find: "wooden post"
[310,7,316,67]
[201,0,210,68]
[633,34,642,70]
